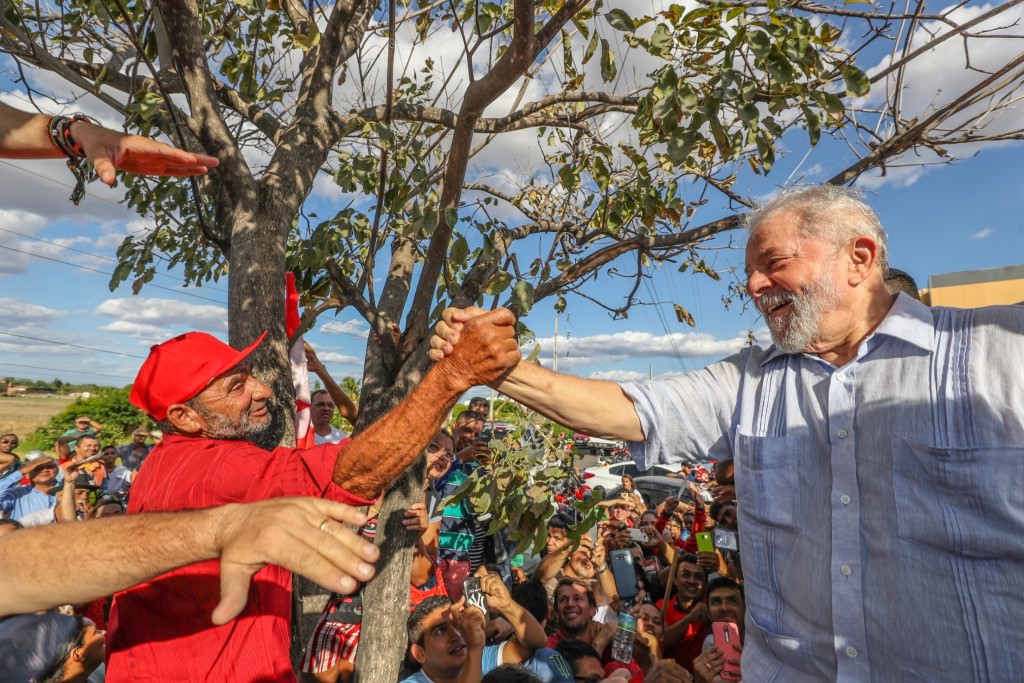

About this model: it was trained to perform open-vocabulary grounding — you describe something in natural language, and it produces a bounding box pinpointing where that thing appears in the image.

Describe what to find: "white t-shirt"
[314,427,347,445]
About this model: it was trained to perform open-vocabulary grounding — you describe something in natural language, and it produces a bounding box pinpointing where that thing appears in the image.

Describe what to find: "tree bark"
[353,344,432,682]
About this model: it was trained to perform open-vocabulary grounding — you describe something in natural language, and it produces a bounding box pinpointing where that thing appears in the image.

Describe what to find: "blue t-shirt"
[400,644,503,683]
[520,648,575,682]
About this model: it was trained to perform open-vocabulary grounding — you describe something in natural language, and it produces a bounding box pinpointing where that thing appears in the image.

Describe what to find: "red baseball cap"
[129,331,267,420]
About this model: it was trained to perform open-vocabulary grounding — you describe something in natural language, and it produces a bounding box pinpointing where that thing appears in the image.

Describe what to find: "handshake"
[429,307,523,392]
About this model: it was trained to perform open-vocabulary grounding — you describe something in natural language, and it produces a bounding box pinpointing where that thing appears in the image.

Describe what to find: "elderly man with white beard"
[430,185,1024,683]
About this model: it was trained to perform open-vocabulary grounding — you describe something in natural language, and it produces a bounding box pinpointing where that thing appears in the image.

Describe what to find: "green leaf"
[583,30,599,64]
[737,102,759,124]
[510,280,535,315]
[605,8,634,32]
[842,65,870,98]
[600,39,617,82]
[801,104,821,146]
[483,270,513,295]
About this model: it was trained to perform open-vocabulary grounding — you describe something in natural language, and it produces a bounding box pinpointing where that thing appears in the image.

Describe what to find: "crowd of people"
[3,99,1023,683]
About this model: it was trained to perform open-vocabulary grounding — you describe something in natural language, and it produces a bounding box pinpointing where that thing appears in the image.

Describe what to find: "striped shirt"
[621,294,1024,682]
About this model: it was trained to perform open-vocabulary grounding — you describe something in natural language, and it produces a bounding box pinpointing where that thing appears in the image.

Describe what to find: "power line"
[0,332,145,359]
[0,242,228,305]
[0,226,229,295]
[0,158,127,210]
[0,361,130,381]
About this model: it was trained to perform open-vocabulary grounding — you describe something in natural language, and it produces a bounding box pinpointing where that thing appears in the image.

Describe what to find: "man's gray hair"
[746,185,889,274]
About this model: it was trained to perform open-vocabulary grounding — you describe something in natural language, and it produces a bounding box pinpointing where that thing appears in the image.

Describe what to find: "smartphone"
[627,527,648,544]
[712,621,742,681]
[695,531,714,553]
[463,577,487,613]
[713,527,738,552]
[609,548,639,601]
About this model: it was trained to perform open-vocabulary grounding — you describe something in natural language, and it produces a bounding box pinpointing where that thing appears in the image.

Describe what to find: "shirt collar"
[759,292,934,366]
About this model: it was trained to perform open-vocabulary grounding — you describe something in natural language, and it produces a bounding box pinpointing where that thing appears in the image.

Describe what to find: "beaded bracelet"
[47,113,98,205]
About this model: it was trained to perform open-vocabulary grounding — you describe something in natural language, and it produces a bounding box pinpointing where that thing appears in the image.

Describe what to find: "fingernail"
[358,562,375,578]
[338,576,356,592]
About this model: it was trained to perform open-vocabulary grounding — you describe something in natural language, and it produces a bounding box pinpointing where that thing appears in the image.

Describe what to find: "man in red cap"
[106,311,520,682]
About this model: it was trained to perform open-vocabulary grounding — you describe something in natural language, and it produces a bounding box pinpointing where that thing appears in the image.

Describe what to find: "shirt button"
[840,564,852,576]
[836,372,845,381]
[840,495,851,505]
[837,429,848,439]
[846,646,858,658]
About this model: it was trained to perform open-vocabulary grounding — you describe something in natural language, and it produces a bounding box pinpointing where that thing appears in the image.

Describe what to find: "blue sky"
[2,2,1023,390]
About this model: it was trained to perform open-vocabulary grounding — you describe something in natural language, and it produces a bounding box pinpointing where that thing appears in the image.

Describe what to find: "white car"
[582,461,681,492]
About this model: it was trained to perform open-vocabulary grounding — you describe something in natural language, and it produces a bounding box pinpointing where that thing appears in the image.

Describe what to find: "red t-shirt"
[106,434,370,683]
[656,597,711,674]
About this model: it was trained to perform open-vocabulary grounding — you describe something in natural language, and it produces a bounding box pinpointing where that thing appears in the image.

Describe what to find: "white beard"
[759,267,841,353]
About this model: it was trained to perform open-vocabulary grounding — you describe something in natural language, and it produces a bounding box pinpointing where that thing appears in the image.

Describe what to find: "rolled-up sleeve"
[619,351,745,468]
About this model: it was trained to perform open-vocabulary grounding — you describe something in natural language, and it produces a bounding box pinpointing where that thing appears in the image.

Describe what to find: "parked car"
[602,475,694,509]
[573,432,628,457]
[582,461,679,492]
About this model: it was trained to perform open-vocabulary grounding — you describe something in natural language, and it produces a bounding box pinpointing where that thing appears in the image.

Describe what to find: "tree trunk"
[353,346,433,681]
[227,204,295,446]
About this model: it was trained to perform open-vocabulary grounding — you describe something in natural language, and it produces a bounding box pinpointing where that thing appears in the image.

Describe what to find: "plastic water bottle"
[610,611,637,663]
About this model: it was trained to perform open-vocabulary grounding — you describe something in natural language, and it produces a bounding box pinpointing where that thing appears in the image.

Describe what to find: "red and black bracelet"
[48,113,96,158]
[47,113,98,205]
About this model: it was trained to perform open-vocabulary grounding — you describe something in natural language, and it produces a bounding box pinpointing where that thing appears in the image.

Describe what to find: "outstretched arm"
[332,309,521,499]
[0,496,379,624]
[0,101,218,183]
[305,342,359,425]
[430,307,644,441]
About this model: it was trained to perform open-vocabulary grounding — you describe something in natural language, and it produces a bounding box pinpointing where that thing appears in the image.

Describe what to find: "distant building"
[921,264,1024,307]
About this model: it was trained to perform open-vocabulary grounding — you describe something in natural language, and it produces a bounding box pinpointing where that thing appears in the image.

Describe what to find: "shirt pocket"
[735,432,801,531]
[892,435,1024,559]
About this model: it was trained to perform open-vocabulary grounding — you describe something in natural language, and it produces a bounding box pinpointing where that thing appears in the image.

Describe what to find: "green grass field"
[0,395,75,439]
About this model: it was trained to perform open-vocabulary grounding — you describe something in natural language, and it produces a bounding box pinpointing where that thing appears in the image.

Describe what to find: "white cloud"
[320,319,370,338]
[588,369,646,381]
[857,3,1024,189]
[970,227,993,240]
[524,327,764,367]
[94,297,228,342]
[0,297,65,326]
[318,351,363,365]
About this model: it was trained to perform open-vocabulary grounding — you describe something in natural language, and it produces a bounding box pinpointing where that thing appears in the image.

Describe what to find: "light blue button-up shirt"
[0,484,56,521]
[620,294,1024,682]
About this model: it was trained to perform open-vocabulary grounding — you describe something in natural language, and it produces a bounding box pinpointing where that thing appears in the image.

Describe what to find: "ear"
[847,235,878,285]
[71,646,85,662]
[410,643,427,664]
[166,403,204,435]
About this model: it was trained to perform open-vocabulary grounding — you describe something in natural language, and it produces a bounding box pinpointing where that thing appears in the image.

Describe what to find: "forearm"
[456,647,483,683]
[331,362,463,499]
[597,566,617,603]
[0,103,62,158]
[316,368,359,424]
[535,548,570,582]
[0,506,229,616]
[497,362,644,441]
[500,602,547,651]
[59,479,76,523]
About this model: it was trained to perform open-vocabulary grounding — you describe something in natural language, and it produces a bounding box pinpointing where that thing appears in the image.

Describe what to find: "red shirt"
[106,434,370,683]
[656,597,711,674]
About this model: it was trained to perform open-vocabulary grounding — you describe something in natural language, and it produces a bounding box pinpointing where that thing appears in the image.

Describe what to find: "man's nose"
[747,269,774,299]
[249,376,272,400]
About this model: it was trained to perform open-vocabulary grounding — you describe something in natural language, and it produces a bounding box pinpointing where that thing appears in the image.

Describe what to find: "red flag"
[286,273,316,448]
